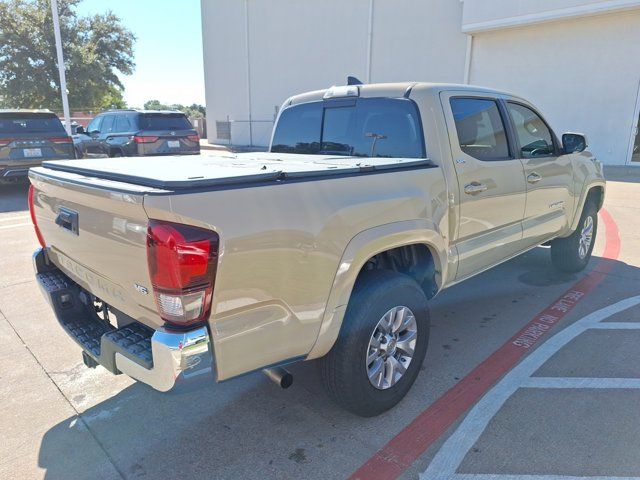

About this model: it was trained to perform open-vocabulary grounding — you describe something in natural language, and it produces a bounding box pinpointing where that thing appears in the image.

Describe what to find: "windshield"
[270,97,425,158]
[138,113,192,131]
[0,113,66,135]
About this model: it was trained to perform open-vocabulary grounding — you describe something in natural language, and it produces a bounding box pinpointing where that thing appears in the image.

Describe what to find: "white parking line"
[0,214,29,223]
[522,377,640,389]
[443,475,640,480]
[0,222,31,230]
[421,295,640,480]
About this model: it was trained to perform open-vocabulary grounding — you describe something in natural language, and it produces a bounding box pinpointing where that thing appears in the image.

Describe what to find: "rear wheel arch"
[306,221,446,360]
[356,243,440,300]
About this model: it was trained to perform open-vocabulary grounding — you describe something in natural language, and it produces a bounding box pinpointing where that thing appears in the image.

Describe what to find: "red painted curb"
[350,208,620,480]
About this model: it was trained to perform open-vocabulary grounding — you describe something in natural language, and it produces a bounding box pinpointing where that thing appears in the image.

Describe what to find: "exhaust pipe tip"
[263,367,293,389]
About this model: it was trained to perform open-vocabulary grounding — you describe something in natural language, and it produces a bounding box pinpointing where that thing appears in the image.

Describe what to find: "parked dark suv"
[0,110,74,183]
[74,110,200,158]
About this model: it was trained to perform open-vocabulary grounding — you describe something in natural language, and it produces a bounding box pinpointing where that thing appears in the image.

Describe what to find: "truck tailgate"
[29,167,162,328]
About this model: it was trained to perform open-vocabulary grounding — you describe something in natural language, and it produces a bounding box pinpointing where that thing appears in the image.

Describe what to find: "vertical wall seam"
[244,0,253,145]
[625,77,640,165]
[463,34,473,84]
[366,0,374,83]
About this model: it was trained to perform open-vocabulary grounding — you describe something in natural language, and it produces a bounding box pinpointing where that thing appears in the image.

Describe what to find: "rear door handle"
[527,172,542,184]
[464,182,488,195]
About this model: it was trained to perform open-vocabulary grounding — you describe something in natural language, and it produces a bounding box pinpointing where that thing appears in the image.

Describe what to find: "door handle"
[464,181,488,195]
[527,172,542,184]
[55,207,79,235]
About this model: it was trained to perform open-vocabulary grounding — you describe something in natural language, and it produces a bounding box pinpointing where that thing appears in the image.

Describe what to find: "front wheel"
[550,202,598,273]
[319,270,430,417]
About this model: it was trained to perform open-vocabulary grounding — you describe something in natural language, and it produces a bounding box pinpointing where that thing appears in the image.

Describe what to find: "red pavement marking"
[350,208,620,480]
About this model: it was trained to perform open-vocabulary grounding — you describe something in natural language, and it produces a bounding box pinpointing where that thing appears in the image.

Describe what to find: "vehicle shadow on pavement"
[0,181,29,213]
[36,250,640,480]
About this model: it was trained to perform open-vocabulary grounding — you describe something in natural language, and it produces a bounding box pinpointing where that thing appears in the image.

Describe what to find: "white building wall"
[202,0,640,164]
[369,0,467,83]
[201,0,467,146]
[201,0,250,144]
[468,9,640,165]
[462,0,640,32]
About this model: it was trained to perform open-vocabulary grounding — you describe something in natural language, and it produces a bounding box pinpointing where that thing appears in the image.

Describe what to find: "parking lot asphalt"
[1,166,639,480]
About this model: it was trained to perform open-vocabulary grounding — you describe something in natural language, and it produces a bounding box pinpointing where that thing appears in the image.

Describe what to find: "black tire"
[319,270,430,417]
[550,201,598,273]
[110,150,123,158]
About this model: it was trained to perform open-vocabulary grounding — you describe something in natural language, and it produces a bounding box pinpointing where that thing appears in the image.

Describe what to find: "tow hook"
[82,351,99,369]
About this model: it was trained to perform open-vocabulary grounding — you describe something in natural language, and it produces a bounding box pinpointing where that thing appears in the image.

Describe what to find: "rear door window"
[0,113,66,135]
[450,98,510,161]
[101,115,116,134]
[139,114,192,131]
[114,114,132,133]
[271,97,425,158]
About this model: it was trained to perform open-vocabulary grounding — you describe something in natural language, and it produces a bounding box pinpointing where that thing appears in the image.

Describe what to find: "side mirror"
[88,129,100,136]
[75,125,85,134]
[562,133,587,154]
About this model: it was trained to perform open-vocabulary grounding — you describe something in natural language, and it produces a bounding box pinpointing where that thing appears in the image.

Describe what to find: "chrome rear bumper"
[33,248,213,391]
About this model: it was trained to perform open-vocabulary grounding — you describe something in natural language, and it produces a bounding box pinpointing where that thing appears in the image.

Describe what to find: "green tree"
[143,99,206,118]
[0,0,135,110]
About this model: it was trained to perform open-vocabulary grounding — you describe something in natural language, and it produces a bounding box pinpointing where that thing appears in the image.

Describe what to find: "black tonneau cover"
[41,152,433,190]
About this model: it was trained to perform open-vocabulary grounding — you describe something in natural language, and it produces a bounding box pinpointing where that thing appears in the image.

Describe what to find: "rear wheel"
[320,270,430,416]
[550,201,598,273]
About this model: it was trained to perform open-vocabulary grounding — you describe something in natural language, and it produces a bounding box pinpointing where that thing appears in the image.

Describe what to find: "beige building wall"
[201,0,468,147]
[201,0,640,165]
[468,9,640,166]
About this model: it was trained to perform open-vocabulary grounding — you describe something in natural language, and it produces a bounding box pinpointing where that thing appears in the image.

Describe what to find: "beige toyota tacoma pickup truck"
[29,82,605,416]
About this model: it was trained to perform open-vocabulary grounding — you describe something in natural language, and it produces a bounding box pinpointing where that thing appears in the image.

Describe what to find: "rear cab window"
[271,97,425,158]
[0,113,66,135]
[138,113,193,131]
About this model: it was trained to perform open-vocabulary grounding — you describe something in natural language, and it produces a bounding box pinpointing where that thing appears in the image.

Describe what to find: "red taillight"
[147,220,219,328]
[0,138,15,147]
[134,136,159,144]
[28,185,46,248]
[47,136,72,144]
[187,134,200,143]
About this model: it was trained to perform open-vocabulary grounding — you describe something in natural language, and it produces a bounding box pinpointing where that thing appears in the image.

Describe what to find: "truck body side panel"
[145,167,447,380]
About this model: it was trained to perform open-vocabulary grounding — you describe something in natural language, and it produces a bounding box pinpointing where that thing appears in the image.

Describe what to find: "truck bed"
[41,152,433,190]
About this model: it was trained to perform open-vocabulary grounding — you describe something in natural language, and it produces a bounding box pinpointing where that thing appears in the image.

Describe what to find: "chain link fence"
[215,117,275,147]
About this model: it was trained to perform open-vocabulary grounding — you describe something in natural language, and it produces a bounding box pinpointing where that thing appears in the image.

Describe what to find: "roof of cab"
[285,82,517,106]
[102,109,187,115]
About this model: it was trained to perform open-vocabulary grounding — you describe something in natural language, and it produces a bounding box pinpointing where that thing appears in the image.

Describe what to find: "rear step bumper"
[33,248,213,391]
